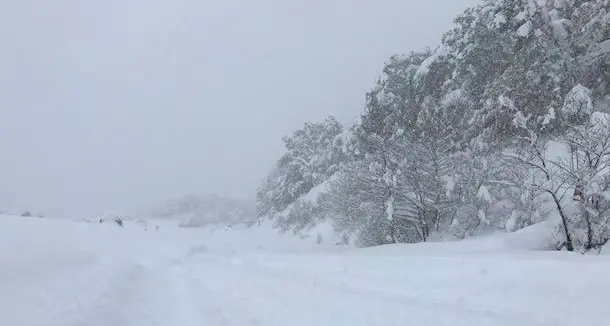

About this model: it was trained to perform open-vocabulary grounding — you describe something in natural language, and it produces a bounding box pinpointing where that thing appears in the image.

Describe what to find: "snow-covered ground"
[1,215,609,326]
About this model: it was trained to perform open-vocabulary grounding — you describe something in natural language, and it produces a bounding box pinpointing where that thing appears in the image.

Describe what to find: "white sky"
[0,0,480,217]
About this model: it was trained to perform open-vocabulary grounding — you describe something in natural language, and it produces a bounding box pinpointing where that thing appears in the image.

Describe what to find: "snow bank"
[197,219,345,254]
[503,221,558,250]
[352,222,559,256]
[600,242,610,255]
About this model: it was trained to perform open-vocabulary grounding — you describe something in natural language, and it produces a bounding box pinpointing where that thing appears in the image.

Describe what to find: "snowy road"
[1,217,610,326]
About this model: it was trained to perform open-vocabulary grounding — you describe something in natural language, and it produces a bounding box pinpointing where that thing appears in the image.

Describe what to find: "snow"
[443,174,456,197]
[301,177,332,204]
[505,210,519,232]
[415,46,449,80]
[477,185,492,203]
[526,0,538,14]
[583,39,610,65]
[515,11,528,22]
[2,215,610,325]
[516,21,532,37]
[546,140,570,162]
[498,95,517,111]
[492,13,507,28]
[589,111,610,134]
[541,107,556,127]
[550,18,569,42]
[503,221,558,250]
[441,89,464,108]
[561,84,593,118]
[512,110,529,129]
[385,196,395,220]
[271,176,334,229]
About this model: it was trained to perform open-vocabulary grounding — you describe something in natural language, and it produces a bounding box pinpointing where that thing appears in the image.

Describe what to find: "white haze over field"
[0,0,479,217]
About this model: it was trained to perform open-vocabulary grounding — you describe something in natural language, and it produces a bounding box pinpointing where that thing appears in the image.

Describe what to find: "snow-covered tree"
[257,116,347,232]
[504,84,610,251]
[318,164,370,244]
[449,148,510,237]
[562,111,610,250]
[258,0,610,249]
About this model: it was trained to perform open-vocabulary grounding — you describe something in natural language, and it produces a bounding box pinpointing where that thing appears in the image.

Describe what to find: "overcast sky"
[0,0,479,217]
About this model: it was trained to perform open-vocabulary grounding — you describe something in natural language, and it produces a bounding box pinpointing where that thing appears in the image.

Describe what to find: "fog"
[0,0,479,217]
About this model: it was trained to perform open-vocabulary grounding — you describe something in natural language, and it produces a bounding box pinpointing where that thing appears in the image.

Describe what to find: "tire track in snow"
[59,259,211,326]
[183,253,559,326]
[168,254,265,326]
[0,249,99,290]
[0,252,107,326]
[244,257,560,326]
[59,260,148,326]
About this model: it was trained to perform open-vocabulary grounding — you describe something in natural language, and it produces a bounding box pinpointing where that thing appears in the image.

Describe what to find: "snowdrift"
[2,214,610,325]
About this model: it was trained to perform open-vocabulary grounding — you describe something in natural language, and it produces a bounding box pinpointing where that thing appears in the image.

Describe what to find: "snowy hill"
[2,214,610,325]
[146,194,256,228]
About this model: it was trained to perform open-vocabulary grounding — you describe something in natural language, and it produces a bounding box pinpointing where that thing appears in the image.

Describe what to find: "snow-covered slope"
[1,215,610,326]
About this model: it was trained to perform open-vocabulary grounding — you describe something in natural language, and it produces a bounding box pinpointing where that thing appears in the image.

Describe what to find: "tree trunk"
[389,220,397,244]
[548,190,574,251]
[582,202,593,251]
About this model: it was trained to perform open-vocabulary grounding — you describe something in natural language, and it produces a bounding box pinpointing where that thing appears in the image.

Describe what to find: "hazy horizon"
[0,0,480,217]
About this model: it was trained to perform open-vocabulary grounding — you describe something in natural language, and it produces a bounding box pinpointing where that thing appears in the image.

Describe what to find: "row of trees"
[150,194,256,228]
[257,0,610,251]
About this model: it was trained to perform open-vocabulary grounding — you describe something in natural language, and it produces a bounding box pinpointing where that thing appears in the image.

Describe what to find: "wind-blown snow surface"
[1,215,610,326]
